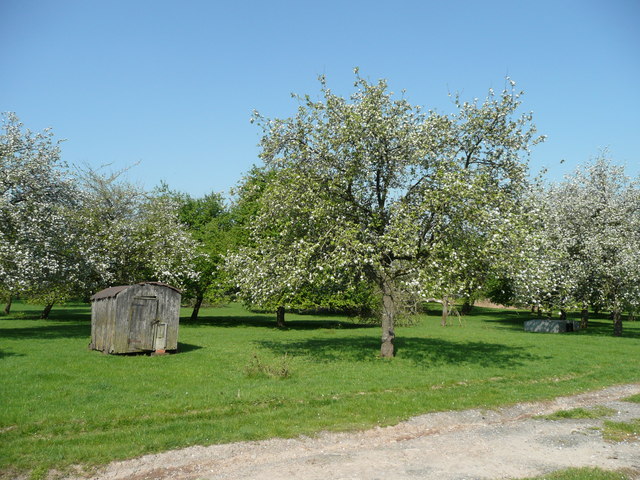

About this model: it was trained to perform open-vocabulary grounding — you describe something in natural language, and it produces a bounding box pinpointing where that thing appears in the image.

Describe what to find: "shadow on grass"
[183,315,375,331]
[2,304,91,322]
[98,342,205,356]
[46,308,91,322]
[0,349,26,359]
[575,320,640,338]
[257,336,543,366]
[177,342,203,354]
[479,312,640,339]
[0,323,90,339]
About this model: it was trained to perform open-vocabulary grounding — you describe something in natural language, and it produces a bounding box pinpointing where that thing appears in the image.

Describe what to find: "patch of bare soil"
[473,300,518,310]
[69,384,640,480]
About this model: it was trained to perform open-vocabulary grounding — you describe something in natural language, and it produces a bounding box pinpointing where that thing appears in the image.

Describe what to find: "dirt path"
[75,384,640,480]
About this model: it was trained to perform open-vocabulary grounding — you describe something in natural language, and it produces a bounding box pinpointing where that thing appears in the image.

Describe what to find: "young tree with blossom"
[74,166,201,295]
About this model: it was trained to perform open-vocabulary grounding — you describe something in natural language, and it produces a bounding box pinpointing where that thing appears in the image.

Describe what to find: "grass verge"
[536,406,616,420]
[603,418,640,443]
[518,466,638,480]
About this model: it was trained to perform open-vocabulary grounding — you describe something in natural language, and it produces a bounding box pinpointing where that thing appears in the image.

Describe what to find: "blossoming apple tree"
[74,167,201,294]
[0,113,86,315]
[514,157,640,335]
[1,114,201,317]
[229,72,543,356]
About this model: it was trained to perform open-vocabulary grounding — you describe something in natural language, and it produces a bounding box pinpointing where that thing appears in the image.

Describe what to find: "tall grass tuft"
[244,352,292,379]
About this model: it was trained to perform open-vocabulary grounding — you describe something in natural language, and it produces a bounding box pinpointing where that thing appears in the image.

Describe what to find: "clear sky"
[2,0,639,197]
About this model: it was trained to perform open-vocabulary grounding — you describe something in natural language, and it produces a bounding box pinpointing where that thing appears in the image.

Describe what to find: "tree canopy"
[509,156,640,335]
[228,72,543,356]
[0,113,84,312]
[1,115,202,316]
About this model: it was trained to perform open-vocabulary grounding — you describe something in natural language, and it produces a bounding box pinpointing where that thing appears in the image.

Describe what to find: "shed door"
[153,323,168,351]
[128,296,158,351]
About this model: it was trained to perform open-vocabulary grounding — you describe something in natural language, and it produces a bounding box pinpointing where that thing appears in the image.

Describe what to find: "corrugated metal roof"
[90,282,181,301]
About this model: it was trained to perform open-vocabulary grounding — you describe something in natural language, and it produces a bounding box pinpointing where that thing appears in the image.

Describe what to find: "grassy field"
[1,301,639,478]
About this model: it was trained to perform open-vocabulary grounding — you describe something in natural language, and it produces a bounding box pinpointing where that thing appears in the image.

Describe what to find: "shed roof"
[90,282,181,301]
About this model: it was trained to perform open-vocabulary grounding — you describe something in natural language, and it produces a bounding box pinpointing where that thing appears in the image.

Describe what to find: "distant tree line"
[0,113,201,317]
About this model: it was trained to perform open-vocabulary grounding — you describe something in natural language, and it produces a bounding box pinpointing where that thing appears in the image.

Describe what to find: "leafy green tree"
[227,165,380,326]
[229,72,542,356]
[226,165,315,327]
[176,191,232,320]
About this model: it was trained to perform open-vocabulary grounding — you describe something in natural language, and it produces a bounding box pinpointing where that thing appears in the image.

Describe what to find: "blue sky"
[2,0,639,197]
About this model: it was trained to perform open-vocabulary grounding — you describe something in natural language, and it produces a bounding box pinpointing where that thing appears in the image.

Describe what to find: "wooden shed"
[89,282,181,354]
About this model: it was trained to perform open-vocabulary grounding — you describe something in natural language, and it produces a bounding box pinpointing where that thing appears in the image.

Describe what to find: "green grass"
[536,406,616,420]
[603,418,640,442]
[518,467,637,480]
[1,301,639,478]
[623,394,640,403]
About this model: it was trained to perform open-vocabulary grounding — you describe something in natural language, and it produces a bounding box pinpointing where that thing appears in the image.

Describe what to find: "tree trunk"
[559,309,567,321]
[3,295,12,315]
[276,306,286,328]
[190,295,204,321]
[380,281,396,358]
[441,296,449,327]
[461,298,474,315]
[613,309,623,337]
[41,302,54,319]
[580,308,589,329]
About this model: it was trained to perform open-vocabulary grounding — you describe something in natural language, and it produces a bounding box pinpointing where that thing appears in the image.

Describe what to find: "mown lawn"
[1,301,639,478]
